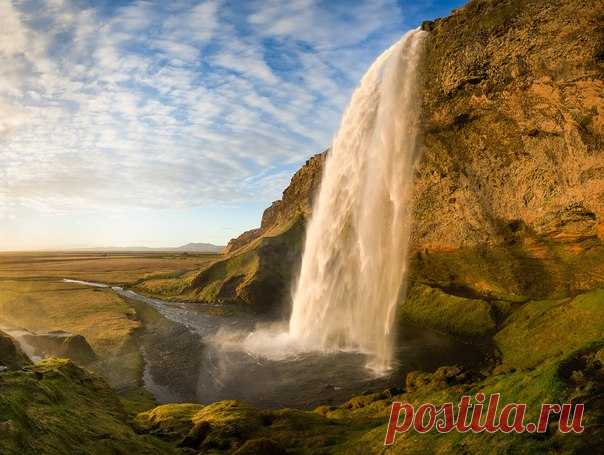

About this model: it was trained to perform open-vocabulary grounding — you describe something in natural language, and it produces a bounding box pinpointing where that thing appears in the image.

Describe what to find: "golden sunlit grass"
[0,252,218,392]
[0,279,137,356]
[0,251,219,285]
[0,278,145,390]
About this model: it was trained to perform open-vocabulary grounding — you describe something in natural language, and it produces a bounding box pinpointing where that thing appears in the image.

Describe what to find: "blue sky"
[0,0,465,250]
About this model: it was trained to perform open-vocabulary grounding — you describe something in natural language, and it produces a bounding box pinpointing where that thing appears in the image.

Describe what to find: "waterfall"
[288,29,427,372]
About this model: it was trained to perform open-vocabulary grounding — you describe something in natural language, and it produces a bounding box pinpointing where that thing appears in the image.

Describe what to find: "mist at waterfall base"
[140,28,483,409]
[240,29,427,373]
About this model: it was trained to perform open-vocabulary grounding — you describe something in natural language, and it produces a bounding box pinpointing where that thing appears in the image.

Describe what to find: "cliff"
[137,152,326,314]
[410,0,604,307]
[141,0,603,327]
[223,152,326,255]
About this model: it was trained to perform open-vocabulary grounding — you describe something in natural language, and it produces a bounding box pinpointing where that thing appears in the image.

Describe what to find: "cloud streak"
[1,0,413,217]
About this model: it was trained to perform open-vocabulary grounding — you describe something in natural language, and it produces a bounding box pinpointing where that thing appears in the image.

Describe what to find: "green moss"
[118,387,158,417]
[400,283,497,337]
[0,358,173,455]
[135,400,376,454]
[495,289,604,370]
[136,215,307,314]
[328,347,601,454]
[135,403,205,439]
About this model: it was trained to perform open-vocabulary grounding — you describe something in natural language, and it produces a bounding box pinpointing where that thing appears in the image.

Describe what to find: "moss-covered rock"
[400,283,497,337]
[135,399,380,454]
[494,289,604,370]
[0,358,173,455]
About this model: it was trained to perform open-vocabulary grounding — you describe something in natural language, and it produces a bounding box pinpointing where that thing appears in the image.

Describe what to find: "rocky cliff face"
[171,0,603,325]
[408,0,604,306]
[172,152,326,314]
[223,152,326,255]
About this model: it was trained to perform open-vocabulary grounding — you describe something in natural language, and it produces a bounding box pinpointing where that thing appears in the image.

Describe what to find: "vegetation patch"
[400,283,497,337]
[0,358,173,455]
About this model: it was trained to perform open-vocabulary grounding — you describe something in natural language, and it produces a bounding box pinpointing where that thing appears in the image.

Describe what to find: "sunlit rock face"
[187,0,604,326]
[409,0,604,302]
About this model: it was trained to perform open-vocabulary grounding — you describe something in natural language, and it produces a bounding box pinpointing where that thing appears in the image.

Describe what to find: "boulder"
[0,331,31,370]
[22,331,96,365]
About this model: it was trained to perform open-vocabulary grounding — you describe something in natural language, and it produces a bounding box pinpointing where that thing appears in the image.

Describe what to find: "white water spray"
[288,29,426,372]
[244,29,426,372]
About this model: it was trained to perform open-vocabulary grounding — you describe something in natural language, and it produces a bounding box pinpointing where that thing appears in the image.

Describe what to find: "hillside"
[144,0,604,328]
[2,1,604,454]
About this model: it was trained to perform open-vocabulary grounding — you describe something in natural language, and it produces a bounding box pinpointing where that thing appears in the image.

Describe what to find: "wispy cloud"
[1,0,410,220]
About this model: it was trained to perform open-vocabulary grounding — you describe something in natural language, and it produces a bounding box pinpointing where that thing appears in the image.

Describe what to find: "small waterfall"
[288,29,427,372]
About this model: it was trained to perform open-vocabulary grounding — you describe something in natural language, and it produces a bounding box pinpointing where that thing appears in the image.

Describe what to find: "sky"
[0,0,466,250]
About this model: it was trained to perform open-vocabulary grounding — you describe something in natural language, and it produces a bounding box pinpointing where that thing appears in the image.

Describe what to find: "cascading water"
[288,29,427,372]
[242,29,427,373]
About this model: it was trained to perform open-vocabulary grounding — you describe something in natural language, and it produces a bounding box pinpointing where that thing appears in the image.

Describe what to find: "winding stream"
[62,279,486,409]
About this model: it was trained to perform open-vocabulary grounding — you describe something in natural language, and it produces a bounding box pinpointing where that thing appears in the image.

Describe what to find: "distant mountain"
[66,243,224,253]
[170,243,224,253]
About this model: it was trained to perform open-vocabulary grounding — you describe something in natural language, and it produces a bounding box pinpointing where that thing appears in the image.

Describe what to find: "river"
[62,279,486,409]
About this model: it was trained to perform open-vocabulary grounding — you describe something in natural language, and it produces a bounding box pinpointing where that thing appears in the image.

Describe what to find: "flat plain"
[0,251,217,403]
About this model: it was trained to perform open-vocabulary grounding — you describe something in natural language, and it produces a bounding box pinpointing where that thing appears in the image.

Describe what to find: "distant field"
[0,252,217,400]
[0,251,218,284]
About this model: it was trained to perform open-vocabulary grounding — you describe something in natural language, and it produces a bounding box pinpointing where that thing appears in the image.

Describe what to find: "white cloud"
[0,0,406,220]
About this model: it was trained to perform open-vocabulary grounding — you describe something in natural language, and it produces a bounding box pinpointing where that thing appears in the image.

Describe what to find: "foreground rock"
[0,331,31,371]
[132,287,604,454]
[21,330,97,365]
[0,358,173,454]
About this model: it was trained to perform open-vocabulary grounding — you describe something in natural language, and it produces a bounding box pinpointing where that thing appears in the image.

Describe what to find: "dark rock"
[22,331,96,365]
[232,438,286,455]
[178,421,211,449]
[0,331,31,370]
[421,20,435,32]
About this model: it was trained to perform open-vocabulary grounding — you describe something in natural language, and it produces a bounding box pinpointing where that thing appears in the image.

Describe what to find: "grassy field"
[0,252,217,408]
[0,251,218,285]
